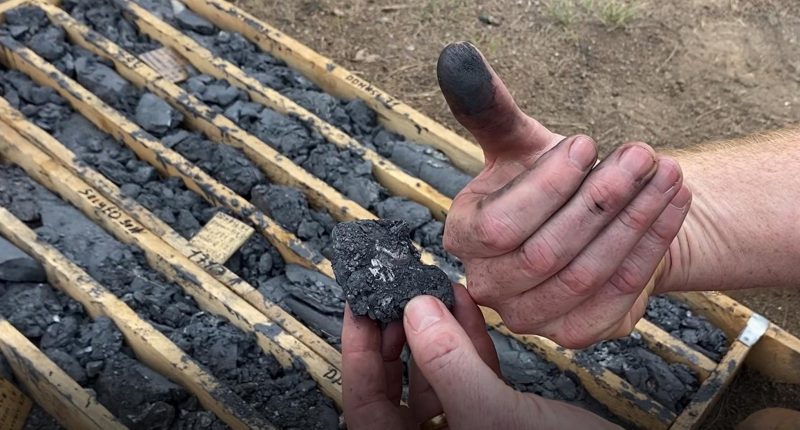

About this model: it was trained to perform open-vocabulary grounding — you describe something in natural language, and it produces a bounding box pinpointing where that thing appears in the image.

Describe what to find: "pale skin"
[342,42,800,428]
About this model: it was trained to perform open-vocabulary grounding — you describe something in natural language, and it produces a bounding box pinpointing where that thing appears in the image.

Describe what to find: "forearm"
[659,128,800,292]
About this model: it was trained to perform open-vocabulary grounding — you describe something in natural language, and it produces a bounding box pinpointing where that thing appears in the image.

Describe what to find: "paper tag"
[0,378,32,430]
[189,212,254,264]
[139,47,188,83]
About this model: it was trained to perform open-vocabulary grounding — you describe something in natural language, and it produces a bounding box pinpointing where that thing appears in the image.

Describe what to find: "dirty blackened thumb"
[404,295,507,426]
[436,42,496,117]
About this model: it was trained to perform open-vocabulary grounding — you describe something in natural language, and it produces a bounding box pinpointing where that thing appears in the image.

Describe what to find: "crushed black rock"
[0,236,46,282]
[331,219,453,322]
[646,295,729,361]
[0,164,336,429]
[23,406,64,430]
[62,0,464,281]
[0,350,12,381]
[488,330,622,424]
[577,333,699,413]
[135,92,184,136]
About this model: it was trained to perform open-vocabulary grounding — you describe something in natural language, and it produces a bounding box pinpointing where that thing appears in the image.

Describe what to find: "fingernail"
[650,159,681,193]
[618,145,655,178]
[405,296,445,333]
[568,136,597,170]
[670,185,692,209]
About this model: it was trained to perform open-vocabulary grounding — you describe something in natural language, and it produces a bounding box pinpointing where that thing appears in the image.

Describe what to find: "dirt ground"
[234,0,800,427]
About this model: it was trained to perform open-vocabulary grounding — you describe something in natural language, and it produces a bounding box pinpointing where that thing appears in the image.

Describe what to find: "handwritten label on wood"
[189,212,254,264]
[0,378,31,430]
[140,47,188,83]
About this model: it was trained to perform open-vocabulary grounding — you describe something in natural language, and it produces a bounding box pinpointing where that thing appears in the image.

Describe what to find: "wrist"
[655,190,724,293]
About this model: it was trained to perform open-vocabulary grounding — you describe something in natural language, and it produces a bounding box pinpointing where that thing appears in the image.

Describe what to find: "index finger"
[342,305,405,430]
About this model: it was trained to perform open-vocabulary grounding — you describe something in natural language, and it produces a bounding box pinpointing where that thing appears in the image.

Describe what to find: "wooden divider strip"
[0,377,32,430]
[116,0,452,220]
[483,308,676,429]
[0,114,344,407]
[0,205,275,430]
[669,339,749,429]
[673,291,800,384]
[635,319,715,380]
[0,96,342,371]
[180,0,486,176]
[0,320,125,430]
[0,0,31,15]
[38,2,374,223]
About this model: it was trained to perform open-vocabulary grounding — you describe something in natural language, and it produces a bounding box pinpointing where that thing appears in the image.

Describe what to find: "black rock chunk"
[258,264,344,343]
[331,219,453,322]
[375,197,433,231]
[175,9,215,35]
[0,236,47,282]
[74,56,134,107]
[389,141,472,198]
[135,93,184,136]
[95,354,189,429]
[0,353,12,381]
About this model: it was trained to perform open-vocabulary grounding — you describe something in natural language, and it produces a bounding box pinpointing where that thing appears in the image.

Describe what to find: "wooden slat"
[116,0,452,220]
[0,96,342,371]
[37,2,375,223]
[0,0,32,15]
[0,205,275,430]
[0,320,125,430]
[672,291,800,384]
[0,32,327,271]
[670,340,749,429]
[0,113,344,407]
[189,212,254,264]
[0,377,31,430]
[636,319,716,380]
[180,0,486,176]
[484,308,676,429]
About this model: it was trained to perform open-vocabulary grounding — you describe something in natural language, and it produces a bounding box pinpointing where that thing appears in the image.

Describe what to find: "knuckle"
[415,329,464,374]
[583,179,626,215]
[519,235,562,279]
[539,173,571,203]
[649,218,680,245]
[474,210,517,252]
[608,264,645,295]
[555,263,598,297]
[618,204,653,233]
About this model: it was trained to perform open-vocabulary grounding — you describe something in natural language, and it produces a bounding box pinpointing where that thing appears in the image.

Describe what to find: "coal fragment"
[0,236,47,282]
[135,93,184,136]
[175,9,216,35]
[332,219,453,322]
[74,57,133,106]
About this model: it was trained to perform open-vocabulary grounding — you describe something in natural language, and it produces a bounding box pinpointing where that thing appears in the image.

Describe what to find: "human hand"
[342,284,619,429]
[437,42,691,348]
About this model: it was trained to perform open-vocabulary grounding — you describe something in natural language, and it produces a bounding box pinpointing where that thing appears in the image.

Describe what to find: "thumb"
[403,295,509,428]
[437,42,563,164]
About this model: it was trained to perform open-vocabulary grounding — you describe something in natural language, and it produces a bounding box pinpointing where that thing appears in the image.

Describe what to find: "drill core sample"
[332,220,454,323]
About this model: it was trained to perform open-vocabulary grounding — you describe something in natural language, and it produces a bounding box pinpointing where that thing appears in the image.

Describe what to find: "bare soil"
[234,0,800,427]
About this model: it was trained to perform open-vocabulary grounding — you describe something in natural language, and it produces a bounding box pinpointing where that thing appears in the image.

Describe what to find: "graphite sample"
[331,219,453,323]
